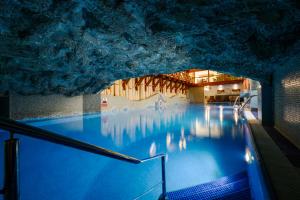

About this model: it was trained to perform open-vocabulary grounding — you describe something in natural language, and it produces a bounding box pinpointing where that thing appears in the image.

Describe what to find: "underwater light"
[245,148,255,164]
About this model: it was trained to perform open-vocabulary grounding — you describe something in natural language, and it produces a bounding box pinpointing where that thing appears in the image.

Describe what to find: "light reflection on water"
[99,105,245,156]
[100,107,187,147]
[95,103,247,193]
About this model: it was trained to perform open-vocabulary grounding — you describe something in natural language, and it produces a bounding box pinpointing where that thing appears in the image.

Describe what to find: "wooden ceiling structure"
[122,69,244,94]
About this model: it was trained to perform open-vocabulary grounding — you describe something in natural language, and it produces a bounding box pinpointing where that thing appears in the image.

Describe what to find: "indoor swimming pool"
[0,105,269,200]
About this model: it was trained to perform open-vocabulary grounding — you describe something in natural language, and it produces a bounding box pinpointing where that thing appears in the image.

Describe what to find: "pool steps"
[166,171,251,200]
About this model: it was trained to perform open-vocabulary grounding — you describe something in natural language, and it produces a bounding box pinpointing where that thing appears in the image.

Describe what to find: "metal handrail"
[238,95,257,113]
[233,96,240,108]
[0,117,140,163]
[0,117,167,200]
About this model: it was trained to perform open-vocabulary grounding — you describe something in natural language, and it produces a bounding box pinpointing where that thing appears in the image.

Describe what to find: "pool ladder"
[0,117,167,200]
[233,95,257,114]
[233,96,241,108]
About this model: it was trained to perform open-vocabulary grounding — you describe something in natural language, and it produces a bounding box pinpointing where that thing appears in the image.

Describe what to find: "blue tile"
[167,171,251,200]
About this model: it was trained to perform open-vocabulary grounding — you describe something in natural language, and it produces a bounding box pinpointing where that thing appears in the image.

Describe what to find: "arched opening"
[99,69,261,120]
[2,68,266,123]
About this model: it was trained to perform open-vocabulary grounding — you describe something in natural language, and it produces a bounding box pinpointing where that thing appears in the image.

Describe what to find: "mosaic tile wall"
[9,93,100,120]
[274,61,300,147]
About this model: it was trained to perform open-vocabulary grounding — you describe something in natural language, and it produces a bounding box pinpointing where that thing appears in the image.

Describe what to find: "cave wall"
[1,0,299,96]
[9,93,100,120]
[273,56,300,148]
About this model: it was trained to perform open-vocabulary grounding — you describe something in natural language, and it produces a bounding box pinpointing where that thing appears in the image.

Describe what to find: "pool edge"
[244,111,300,200]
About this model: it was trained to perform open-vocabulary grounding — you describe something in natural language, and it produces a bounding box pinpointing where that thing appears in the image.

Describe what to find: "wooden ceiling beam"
[166,81,172,90]
[170,82,175,92]
[175,82,182,93]
[171,81,179,92]
[152,77,160,91]
[145,77,154,87]
[122,79,130,90]
[135,77,145,90]
[161,79,168,88]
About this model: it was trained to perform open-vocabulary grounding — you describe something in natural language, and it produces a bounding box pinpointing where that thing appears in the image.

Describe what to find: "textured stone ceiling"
[0,0,299,95]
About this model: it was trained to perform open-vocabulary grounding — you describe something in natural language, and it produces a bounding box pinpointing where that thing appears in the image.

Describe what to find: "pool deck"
[245,111,300,200]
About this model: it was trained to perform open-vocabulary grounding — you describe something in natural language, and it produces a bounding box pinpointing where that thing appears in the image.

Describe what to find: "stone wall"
[273,57,300,148]
[9,93,100,120]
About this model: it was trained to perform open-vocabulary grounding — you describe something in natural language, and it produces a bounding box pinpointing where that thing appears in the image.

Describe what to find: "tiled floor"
[167,171,251,200]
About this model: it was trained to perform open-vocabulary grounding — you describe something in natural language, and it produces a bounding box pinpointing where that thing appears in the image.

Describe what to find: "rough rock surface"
[0,0,299,95]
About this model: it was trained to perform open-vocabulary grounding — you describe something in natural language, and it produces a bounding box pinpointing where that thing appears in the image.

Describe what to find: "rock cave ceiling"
[0,0,299,95]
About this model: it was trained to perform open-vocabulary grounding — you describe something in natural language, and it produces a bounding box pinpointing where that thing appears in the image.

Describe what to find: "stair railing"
[238,95,258,114]
[0,117,167,200]
[233,96,240,108]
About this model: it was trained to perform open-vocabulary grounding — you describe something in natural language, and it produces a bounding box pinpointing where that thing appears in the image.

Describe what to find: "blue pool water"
[0,105,268,200]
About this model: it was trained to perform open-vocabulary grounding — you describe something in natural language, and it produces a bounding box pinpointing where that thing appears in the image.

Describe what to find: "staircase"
[166,171,251,200]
